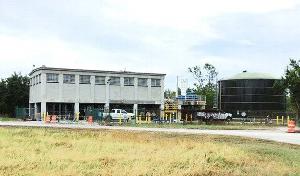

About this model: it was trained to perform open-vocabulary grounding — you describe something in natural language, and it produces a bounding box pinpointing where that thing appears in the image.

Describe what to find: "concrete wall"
[29,70,165,108]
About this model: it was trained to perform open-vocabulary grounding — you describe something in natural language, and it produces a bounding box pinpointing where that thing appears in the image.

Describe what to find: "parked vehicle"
[196,109,232,124]
[103,109,135,121]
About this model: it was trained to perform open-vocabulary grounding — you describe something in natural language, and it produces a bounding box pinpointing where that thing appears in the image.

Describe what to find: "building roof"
[220,71,278,81]
[29,66,166,77]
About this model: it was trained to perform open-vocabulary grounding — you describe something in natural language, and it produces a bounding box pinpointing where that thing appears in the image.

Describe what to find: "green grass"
[0,127,299,176]
[0,117,19,121]
[125,122,278,130]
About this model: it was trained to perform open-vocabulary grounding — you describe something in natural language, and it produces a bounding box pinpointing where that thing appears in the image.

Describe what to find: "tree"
[0,79,8,115]
[164,89,176,99]
[275,59,300,123]
[0,73,29,117]
[188,63,218,109]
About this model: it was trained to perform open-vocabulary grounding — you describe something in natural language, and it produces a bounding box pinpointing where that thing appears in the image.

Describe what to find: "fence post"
[282,116,284,125]
[287,116,290,125]
[138,115,141,124]
[166,114,168,123]
[276,116,279,125]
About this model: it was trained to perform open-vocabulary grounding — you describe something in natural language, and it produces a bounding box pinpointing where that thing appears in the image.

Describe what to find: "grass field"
[0,117,19,121]
[125,122,278,130]
[0,127,299,176]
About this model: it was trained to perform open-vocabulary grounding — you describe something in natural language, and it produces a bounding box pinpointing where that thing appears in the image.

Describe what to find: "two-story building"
[29,66,165,119]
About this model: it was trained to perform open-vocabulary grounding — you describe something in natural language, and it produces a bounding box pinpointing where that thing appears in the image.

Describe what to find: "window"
[124,77,134,86]
[47,73,59,83]
[110,77,120,86]
[151,79,161,87]
[95,76,105,85]
[30,78,32,86]
[138,78,148,87]
[63,74,75,84]
[79,75,90,84]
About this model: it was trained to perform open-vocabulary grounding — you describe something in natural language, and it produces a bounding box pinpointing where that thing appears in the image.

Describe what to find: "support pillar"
[75,102,79,114]
[133,104,138,117]
[160,104,164,118]
[105,76,110,113]
[34,103,37,120]
[41,102,46,121]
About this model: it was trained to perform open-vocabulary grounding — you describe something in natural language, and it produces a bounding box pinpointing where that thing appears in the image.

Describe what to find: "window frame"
[151,79,161,87]
[138,78,148,87]
[46,73,59,83]
[124,77,134,86]
[110,76,120,86]
[95,76,106,85]
[79,75,91,84]
[63,74,75,84]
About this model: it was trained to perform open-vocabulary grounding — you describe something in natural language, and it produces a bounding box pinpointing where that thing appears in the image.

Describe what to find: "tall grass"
[0,127,299,176]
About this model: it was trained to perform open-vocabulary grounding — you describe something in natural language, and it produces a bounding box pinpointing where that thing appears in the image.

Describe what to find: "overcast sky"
[1,0,300,89]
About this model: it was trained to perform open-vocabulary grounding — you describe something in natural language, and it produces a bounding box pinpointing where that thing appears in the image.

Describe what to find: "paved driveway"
[1,121,299,145]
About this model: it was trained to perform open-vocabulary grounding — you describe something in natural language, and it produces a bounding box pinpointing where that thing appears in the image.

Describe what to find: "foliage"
[275,59,300,121]
[0,73,29,117]
[188,63,218,109]
[164,89,176,99]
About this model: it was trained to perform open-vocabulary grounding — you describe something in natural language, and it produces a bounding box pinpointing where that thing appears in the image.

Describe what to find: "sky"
[1,0,300,90]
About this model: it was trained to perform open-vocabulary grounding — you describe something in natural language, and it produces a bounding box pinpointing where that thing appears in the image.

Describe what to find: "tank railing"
[176,95,206,102]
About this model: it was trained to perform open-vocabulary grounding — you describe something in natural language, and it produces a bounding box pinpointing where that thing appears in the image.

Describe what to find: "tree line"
[0,73,29,117]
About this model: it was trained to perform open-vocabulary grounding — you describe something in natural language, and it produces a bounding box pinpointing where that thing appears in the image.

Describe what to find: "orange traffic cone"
[88,116,93,124]
[288,120,296,133]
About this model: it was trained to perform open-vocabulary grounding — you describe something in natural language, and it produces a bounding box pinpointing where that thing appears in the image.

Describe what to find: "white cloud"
[0,0,299,89]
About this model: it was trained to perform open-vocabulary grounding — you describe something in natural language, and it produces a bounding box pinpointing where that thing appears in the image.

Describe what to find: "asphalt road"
[0,121,299,145]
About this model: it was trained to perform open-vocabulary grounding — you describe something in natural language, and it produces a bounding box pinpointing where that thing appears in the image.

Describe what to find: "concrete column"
[120,77,124,100]
[147,78,151,100]
[160,104,164,118]
[133,104,138,117]
[91,76,95,103]
[75,102,79,114]
[160,77,165,118]
[41,102,46,116]
[75,74,79,102]
[41,73,46,101]
[105,76,110,111]
[34,103,37,117]
[134,78,138,101]
[58,74,63,102]
[160,77,165,103]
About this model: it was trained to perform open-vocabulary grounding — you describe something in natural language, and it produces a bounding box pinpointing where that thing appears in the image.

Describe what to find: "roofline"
[218,77,280,81]
[29,67,166,77]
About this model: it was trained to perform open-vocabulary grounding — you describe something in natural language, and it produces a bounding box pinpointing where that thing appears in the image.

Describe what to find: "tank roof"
[220,72,278,81]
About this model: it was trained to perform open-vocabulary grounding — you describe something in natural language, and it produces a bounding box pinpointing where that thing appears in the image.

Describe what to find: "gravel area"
[1,121,299,145]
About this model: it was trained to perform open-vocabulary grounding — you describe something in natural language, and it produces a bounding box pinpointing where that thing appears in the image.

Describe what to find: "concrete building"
[29,66,165,119]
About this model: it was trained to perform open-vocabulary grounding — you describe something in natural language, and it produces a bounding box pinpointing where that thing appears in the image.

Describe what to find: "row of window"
[41,73,161,87]
[30,74,41,86]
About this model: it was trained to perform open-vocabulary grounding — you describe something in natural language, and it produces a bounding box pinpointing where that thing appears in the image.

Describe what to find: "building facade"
[29,67,165,119]
[218,71,286,117]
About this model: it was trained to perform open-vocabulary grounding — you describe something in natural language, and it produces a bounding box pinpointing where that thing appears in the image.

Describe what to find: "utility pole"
[176,76,179,97]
